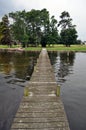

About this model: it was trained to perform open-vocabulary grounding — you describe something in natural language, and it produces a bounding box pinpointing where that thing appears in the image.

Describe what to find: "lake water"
[49,51,86,130]
[0,50,39,130]
[0,50,86,130]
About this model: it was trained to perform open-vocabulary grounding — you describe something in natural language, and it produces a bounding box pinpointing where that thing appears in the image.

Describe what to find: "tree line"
[0,8,80,47]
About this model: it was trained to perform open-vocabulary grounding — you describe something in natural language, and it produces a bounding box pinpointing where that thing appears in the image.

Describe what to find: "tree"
[9,10,29,46]
[0,15,11,46]
[49,16,59,46]
[40,9,50,47]
[0,22,4,44]
[58,11,73,30]
[60,28,77,46]
[58,11,78,46]
[26,9,41,46]
[40,10,59,47]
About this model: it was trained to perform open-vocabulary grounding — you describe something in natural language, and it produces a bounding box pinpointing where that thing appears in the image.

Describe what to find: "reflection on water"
[49,51,75,84]
[0,51,39,79]
[0,51,39,130]
[49,51,86,130]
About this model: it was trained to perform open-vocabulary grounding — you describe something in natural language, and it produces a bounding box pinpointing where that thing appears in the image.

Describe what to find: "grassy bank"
[47,45,86,51]
[0,45,42,51]
[0,45,9,49]
[0,45,86,51]
[25,47,42,51]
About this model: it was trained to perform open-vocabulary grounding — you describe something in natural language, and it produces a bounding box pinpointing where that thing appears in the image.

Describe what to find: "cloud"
[0,0,18,20]
[0,0,86,40]
[12,0,41,11]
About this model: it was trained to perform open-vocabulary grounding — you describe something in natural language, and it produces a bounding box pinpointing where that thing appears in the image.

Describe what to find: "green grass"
[25,47,42,51]
[0,45,9,48]
[0,45,21,49]
[1,44,86,51]
[0,45,42,51]
[47,45,86,51]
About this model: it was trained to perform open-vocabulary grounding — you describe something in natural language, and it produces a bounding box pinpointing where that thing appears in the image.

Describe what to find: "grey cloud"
[0,0,18,19]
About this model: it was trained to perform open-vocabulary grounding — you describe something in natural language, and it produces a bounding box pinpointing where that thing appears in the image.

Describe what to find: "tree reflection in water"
[48,51,75,84]
[0,51,39,80]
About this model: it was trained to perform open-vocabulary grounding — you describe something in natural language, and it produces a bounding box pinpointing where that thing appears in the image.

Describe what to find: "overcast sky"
[0,0,86,41]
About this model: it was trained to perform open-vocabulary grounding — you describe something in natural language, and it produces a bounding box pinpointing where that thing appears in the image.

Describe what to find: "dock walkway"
[11,49,70,130]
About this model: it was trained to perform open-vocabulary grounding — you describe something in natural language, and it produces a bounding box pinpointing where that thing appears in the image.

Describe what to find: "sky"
[0,0,86,41]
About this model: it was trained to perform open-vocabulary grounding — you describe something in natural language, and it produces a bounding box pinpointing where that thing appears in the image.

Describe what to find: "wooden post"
[56,85,60,97]
[24,87,29,96]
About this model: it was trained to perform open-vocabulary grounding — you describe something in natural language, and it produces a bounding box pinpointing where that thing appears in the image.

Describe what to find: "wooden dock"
[11,49,70,130]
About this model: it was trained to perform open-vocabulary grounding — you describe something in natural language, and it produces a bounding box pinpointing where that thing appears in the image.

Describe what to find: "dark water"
[49,51,86,130]
[0,51,39,130]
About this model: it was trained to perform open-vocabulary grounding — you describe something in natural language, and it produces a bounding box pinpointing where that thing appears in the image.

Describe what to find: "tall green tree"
[9,10,28,46]
[26,9,41,46]
[0,22,4,43]
[0,15,11,46]
[40,9,50,47]
[40,10,59,47]
[58,11,78,46]
[49,16,59,45]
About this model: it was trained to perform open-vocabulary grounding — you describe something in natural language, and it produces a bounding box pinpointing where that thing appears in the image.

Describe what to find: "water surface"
[49,51,86,130]
[0,51,39,130]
